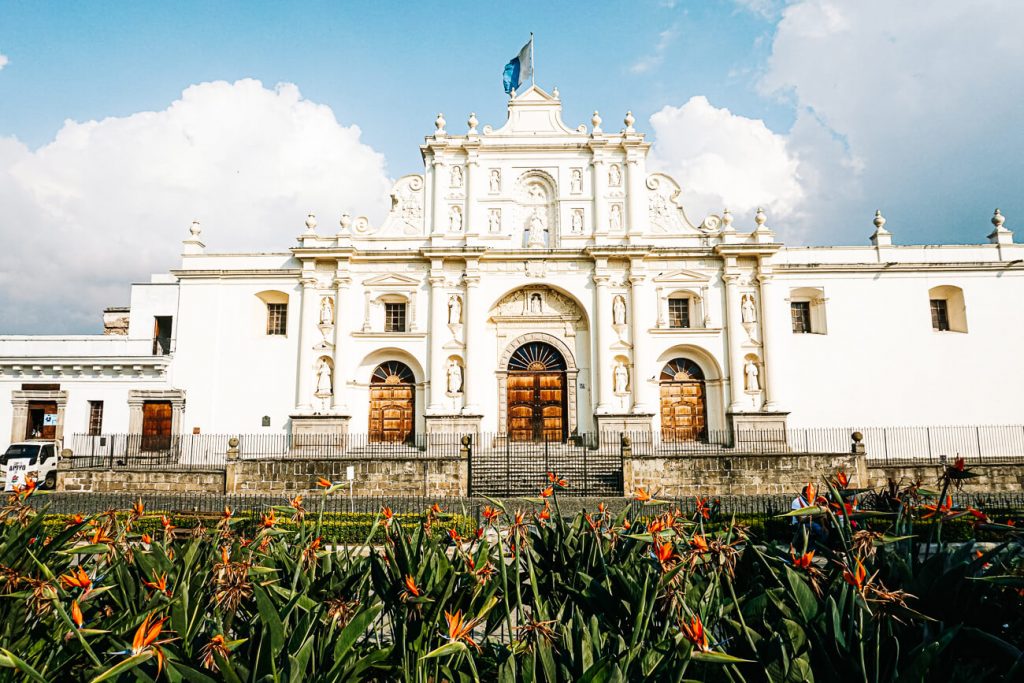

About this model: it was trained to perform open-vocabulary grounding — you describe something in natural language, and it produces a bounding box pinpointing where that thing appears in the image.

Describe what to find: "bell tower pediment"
[490,85,584,137]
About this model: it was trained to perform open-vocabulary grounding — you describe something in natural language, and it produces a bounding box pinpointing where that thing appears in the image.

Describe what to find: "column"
[592,158,608,236]
[462,271,483,415]
[758,273,786,412]
[427,271,449,413]
[629,266,655,414]
[295,277,318,412]
[722,273,746,412]
[430,158,446,236]
[464,152,479,236]
[625,156,645,238]
[593,272,613,412]
[331,274,352,414]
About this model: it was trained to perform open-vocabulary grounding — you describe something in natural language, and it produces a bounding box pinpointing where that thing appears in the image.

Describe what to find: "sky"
[0,0,1022,333]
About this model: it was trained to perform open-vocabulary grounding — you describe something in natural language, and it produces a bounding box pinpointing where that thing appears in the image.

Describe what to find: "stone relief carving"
[570,168,582,194]
[447,295,462,324]
[610,204,623,232]
[491,288,583,320]
[488,208,501,233]
[609,163,622,187]
[612,295,627,325]
[489,169,501,193]
[379,174,424,235]
[527,209,548,248]
[446,359,463,394]
[571,209,584,233]
[449,205,463,232]
[450,165,463,188]
[529,292,543,314]
[645,173,700,234]
[515,171,557,248]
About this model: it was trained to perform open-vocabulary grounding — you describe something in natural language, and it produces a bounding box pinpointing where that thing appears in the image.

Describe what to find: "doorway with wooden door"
[369,361,416,444]
[507,342,567,442]
[659,358,707,442]
[140,401,173,452]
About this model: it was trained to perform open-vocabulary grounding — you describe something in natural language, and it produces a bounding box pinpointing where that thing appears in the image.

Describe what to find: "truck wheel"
[43,472,57,490]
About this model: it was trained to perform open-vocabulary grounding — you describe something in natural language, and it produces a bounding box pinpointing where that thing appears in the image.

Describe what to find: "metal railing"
[64,433,229,471]
[233,433,463,459]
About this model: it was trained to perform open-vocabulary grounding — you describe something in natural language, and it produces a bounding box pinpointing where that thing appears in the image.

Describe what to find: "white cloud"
[758,0,1024,244]
[630,27,678,74]
[648,95,804,231]
[0,79,391,333]
[731,0,782,19]
[0,53,8,70]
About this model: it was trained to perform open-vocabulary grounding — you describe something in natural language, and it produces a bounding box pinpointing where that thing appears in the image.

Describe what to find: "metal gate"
[468,433,623,497]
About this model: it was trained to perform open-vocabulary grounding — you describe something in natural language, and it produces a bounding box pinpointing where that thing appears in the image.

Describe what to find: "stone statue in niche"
[610,204,623,232]
[488,209,501,233]
[449,206,463,232]
[612,295,627,325]
[529,292,543,314]
[319,296,334,325]
[447,360,463,394]
[447,295,462,324]
[571,209,584,233]
[744,360,760,392]
[609,163,622,187]
[489,169,501,193]
[527,209,547,248]
[451,165,463,188]
[571,168,582,194]
[613,362,629,394]
[741,294,756,324]
[315,359,333,395]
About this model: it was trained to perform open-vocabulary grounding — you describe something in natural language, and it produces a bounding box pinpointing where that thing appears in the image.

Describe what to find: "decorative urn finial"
[552,85,560,98]
[624,110,635,132]
[189,220,201,238]
[992,208,1006,230]
[721,209,733,231]
[305,213,318,233]
[435,112,446,134]
[754,207,767,229]
[873,209,887,231]
[339,212,352,234]
[591,110,603,133]
[467,112,478,134]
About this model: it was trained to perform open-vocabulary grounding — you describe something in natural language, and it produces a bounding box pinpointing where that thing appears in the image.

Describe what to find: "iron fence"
[63,434,229,471]
[230,432,463,460]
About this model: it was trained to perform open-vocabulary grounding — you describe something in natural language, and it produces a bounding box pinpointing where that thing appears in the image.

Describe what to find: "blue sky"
[1,1,1022,333]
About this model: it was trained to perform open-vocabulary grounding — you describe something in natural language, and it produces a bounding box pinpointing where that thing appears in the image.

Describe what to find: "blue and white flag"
[502,36,533,94]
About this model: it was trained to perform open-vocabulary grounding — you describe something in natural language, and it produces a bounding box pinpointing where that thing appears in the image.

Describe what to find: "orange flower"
[952,456,966,472]
[539,486,554,498]
[653,538,676,566]
[835,470,851,489]
[681,615,710,652]
[316,477,332,488]
[131,499,145,517]
[143,573,172,597]
[791,548,815,570]
[598,502,606,514]
[547,472,568,488]
[444,609,484,652]
[967,507,989,523]
[161,516,175,532]
[59,566,92,593]
[130,613,170,674]
[537,503,551,522]
[402,575,421,599]
[221,506,233,521]
[843,557,868,592]
[199,633,231,672]
[801,484,817,505]
[289,494,303,509]
[920,495,953,519]
[71,513,85,525]
[89,527,113,545]
[634,487,652,502]
[690,534,709,553]
[448,528,462,544]
[431,503,444,515]
[259,510,276,529]
[482,506,501,523]
[647,517,666,534]
[70,599,83,628]
[695,496,711,520]
[141,533,152,544]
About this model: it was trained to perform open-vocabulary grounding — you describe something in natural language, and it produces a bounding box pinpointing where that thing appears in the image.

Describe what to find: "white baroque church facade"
[2,86,1023,448]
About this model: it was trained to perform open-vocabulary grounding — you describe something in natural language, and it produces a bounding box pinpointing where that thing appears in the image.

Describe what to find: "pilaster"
[757,269,786,412]
[295,276,318,412]
[628,262,656,414]
[461,261,484,415]
[722,271,746,412]
[330,270,352,415]
[427,267,450,413]
[593,268,614,412]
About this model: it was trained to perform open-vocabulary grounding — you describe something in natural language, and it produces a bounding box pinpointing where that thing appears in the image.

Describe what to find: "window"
[88,401,104,436]
[930,299,949,331]
[385,303,407,332]
[788,287,827,334]
[791,302,812,333]
[152,316,173,355]
[668,298,691,329]
[266,303,288,335]
[927,285,967,332]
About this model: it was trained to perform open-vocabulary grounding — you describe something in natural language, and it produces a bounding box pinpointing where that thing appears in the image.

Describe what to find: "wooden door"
[369,384,414,443]
[507,372,566,442]
[659,381,706,441]
[141,401,173,451]
[26,402,58,440]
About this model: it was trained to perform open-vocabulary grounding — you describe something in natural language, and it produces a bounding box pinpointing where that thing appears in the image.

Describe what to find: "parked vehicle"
[1,442,59,490]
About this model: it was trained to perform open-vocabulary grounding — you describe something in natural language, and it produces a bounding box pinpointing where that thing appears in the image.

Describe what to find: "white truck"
[2,442,59,491]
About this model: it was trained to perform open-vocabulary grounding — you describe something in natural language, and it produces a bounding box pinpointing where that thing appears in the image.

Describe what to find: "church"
[2,85,1022,452]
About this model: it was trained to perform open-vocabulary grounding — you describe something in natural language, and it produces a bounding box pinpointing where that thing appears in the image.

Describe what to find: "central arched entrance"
[369,361,415,443]
[507,342,568,442]
[659,358,707,441]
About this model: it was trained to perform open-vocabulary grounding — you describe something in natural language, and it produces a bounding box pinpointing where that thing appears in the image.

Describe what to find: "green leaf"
[253,585,285,653]
[421,641,467,660]
[58,543,111,555]
[333,604,382,663]
[691,651,754,664]
[777,506,828,518]
[89,651,155,683]
[0,648,49,683]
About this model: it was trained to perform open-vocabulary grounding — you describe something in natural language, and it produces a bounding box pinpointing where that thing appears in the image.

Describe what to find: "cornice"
[774,261,1024,274]
[170,269,301,279]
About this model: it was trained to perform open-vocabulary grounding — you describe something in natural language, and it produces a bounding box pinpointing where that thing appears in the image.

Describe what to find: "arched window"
[256,291,289,336]
[928,285,967,333]
[661,290,704,329]
[660,358,705,382]
[371,360,415,384]
[508,342,567,371]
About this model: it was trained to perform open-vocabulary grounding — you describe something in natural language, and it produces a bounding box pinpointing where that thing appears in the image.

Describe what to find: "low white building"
[2,85,1022,451]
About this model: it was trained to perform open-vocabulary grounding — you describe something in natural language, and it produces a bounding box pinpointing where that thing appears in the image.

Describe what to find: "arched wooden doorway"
[369,361,415,444]
[659,358,707,441]
[507,342,568,442]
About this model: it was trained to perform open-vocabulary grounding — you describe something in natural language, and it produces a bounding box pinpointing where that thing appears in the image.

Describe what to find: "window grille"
[668,298,690,329]
[266,303,288,335]
[87,401,104,436]
[385,303,407,332]
[930,299,950,331]
[791,301,812,333]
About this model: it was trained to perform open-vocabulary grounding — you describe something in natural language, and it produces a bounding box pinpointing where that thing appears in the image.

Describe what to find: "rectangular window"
[791,301,812,333]
[152,316,173,355]
[930,299,950,331]
[266,303,288,335]
[668,298,690,329]
[87,401,104,436]
[385,303,407,332]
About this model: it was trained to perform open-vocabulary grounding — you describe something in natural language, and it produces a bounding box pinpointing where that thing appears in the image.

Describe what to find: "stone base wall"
[228,458,467,497]
[625,452,867,497]
[867,462,1024,493]
[59,469,226,494]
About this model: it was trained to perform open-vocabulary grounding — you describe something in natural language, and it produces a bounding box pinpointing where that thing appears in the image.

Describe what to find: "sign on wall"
[4,458,30,491]
[43,414,58,426]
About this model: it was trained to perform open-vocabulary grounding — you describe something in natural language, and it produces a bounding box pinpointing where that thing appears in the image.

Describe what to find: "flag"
[502,36,533,94]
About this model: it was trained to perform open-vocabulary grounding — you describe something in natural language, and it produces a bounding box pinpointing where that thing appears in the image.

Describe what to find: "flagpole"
[530,32,535,87]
